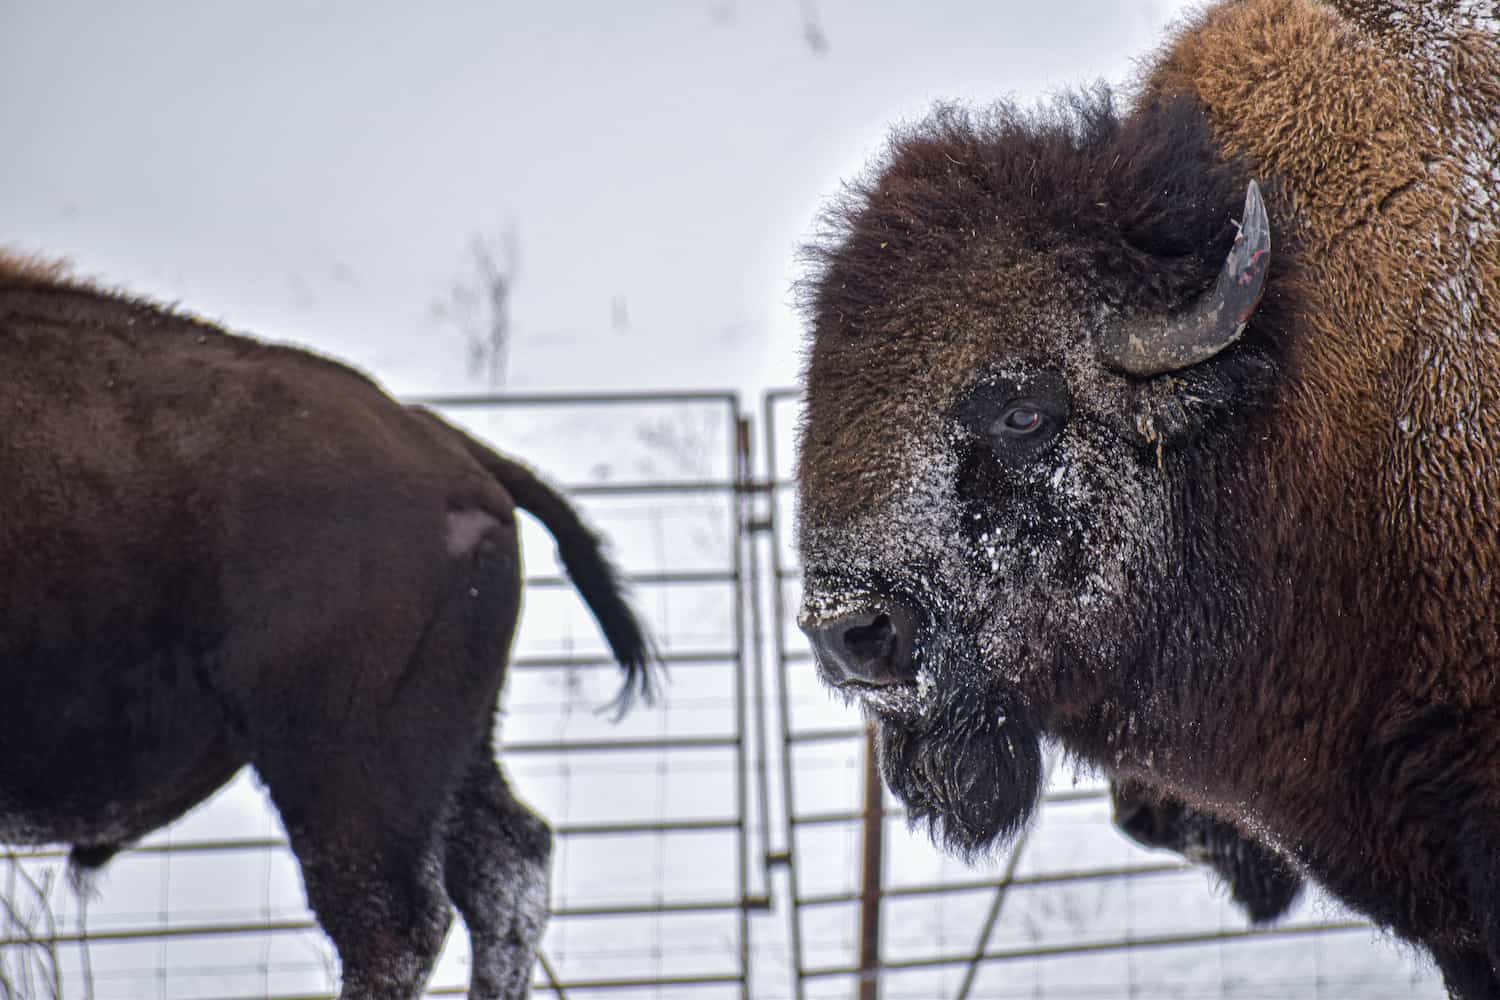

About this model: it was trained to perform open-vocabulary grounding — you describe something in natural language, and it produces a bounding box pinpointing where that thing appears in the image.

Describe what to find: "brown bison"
[794,0,1500,995]
[0,254,654,1000]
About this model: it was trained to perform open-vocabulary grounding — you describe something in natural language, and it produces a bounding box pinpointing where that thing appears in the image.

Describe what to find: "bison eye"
[995,405,1044,437]
[954,371,1070,464]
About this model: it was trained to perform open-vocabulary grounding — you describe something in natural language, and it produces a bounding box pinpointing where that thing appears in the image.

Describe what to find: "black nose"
[803,607,917,688]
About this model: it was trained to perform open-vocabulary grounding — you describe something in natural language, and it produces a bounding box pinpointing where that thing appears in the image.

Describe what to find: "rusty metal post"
[857,721,884,1000]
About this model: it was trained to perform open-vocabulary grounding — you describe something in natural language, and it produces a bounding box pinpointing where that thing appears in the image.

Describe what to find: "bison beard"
[876,685,1044,857]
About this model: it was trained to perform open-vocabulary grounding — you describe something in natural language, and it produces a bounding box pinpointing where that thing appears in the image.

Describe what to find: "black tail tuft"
[556,534,660,721]
[543,519,661,719]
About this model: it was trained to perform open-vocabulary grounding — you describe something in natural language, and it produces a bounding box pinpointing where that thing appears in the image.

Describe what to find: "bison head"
[795,90,1287,856]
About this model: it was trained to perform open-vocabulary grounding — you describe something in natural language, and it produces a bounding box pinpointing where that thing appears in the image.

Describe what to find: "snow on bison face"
[795,291,1173,854]
[793,96,1274,855]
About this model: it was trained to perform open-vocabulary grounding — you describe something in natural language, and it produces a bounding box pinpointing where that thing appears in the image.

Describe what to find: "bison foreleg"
[1431,942,1499,1000]
[444,754,553,1000]
[1451,822,1500,999]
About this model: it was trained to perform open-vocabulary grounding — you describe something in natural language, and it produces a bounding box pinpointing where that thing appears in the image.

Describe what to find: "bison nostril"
[802,606,917,688]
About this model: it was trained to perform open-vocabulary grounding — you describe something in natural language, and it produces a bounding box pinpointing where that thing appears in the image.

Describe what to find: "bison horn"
[1100,180,1271,377]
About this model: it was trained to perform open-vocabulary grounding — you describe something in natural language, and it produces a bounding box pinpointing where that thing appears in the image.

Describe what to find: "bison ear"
[1099,180,1271,378]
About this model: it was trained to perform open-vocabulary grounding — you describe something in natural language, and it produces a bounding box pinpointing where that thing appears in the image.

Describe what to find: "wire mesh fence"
[0,390,1453,1000]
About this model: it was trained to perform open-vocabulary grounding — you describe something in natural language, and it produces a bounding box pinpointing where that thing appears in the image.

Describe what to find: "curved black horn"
[1100,180,1272,377]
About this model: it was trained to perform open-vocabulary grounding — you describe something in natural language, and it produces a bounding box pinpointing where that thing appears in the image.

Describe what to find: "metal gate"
[2,390,1450,1000]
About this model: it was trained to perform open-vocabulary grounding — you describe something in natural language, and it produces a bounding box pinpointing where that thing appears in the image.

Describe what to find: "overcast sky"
[3,0,1195,401]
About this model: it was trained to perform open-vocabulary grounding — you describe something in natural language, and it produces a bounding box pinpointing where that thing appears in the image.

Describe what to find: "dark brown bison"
[0,254,654,999]
[794,1,1499,995]
[1110,781,1303,925]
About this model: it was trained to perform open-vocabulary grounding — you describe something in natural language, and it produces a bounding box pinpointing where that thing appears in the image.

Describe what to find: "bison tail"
[496,452,659,716]
[424,412,659,716]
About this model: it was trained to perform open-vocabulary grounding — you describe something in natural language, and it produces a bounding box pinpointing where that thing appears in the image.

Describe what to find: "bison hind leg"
[444,755,553,1000]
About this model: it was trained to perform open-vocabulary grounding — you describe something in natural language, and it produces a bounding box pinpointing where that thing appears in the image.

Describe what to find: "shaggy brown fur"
[0,252,72,285]
[795,2,1500,996]
[0,254,655,1000]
